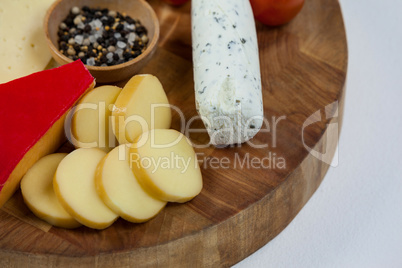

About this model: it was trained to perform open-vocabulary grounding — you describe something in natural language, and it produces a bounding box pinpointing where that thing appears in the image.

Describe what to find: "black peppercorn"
[116,24,124,32]
[96,37,104,44]
[65,17,73,26]
[134,51,141,57]
[107,16,115,25]
[101,18,109,26]
[123,52,131,60]
[120,30,128,37]
[109,37,117,46]
[60,35,70,42]
[125,16,135,25]
[100,55,108,63]
[60,43,68,51]
[86,13,94,20]
[89,50,97,57]
[116,12,124,20]
[136,26,147,35]
[83,24,92,33]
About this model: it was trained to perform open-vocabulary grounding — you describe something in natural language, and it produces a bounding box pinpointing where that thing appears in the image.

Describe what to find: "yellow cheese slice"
[20,153,81,229]
[95,144,167,223]
[71,85,122,152]
[130,129,203,203]
[111,74,172,144]
[54,148,118,229]
[0,0,55,83]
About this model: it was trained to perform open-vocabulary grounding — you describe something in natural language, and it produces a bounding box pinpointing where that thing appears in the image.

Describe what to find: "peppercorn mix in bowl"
[44,0,159,83]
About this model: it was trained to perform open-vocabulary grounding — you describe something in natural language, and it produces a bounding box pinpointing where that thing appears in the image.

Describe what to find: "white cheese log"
[191,0,263,145]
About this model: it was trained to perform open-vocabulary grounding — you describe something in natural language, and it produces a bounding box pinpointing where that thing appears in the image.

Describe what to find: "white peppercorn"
[71,6,80,15]
[67,47,76,56]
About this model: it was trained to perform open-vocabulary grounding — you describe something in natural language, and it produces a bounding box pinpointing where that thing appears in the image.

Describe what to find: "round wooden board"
[0,0,347,266]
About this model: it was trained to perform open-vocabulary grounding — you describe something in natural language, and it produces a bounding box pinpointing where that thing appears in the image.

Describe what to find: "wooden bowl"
[44,0,159,83]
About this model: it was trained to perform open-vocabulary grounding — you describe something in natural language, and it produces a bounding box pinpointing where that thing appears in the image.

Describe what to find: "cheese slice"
[0,60,95,208]
[0,0,56,83]
[54,148,118,229]
[71,85,122,152]
[111,74,171,144]
[130,129,203,203]
[20,153,81,229]
[95,144,167,223]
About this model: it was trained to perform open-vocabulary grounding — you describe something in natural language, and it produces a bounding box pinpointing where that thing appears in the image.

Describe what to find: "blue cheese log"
[191,0,264,146]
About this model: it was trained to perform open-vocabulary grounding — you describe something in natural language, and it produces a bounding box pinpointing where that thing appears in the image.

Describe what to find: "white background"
[236,0,402,267]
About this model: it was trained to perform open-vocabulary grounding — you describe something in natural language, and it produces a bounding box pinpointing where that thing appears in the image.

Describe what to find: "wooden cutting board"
[0,0,347,266]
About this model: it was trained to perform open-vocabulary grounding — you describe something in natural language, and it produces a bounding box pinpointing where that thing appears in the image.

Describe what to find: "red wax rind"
[0,61,94,192]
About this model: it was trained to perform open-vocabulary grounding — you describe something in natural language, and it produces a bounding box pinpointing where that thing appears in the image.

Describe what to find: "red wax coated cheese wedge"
[0,61,95,208]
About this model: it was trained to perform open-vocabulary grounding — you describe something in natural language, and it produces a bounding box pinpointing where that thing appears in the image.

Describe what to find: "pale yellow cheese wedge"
[130,129,203,203]
[95,144,167,222]
[20,153,81,228]
[0,0,56,83]
[54,148,118,229]
[0,61,95,209]
[111,74,171,144]
[71,85,121,152]
[0,115,66,209]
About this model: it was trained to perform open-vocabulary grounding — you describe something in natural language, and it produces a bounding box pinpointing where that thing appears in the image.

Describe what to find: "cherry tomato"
[249,0,305,26]
[162,0,190,6]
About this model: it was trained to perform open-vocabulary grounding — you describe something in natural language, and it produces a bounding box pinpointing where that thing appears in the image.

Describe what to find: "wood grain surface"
[0,0,347,266]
